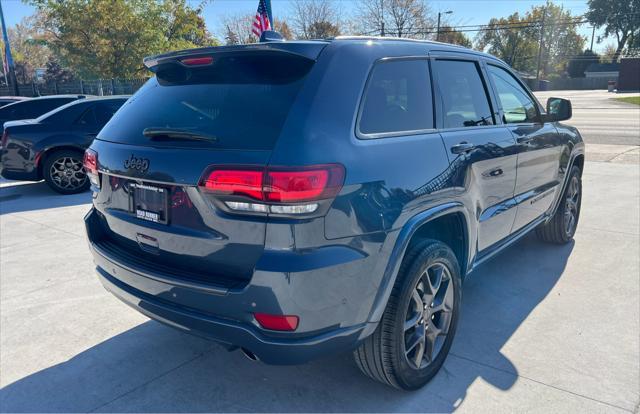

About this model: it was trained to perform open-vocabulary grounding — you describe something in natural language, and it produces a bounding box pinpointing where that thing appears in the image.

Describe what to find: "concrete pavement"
[0,159,637,413]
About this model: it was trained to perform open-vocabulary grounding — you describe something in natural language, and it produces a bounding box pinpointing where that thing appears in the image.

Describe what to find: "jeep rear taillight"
[202,169,263,200]
[1,130,8,148]
[83,149,100,187]
[199,164,345,216]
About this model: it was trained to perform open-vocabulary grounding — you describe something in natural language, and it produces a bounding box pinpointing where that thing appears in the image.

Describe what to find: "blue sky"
[0,0,612,51]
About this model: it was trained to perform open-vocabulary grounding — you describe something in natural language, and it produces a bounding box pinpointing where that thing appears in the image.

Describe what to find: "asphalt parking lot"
[1,90,639,412]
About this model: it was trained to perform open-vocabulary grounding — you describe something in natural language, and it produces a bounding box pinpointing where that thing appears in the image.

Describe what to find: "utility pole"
[380,0,385,37]
[436,11,453,41]
[590,26,596,51]
[0,1,19,95]
[535,7,546,81]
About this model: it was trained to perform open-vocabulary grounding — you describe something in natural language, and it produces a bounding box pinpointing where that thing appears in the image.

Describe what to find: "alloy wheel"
[403,262,455,370]
[49,156,87,191]
[564,175,580,236]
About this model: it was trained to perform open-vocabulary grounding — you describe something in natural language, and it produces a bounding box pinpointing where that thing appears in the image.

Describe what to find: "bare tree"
[355,0,434,38]
[220,13,258,45]
[290,0,342,39]
[220,13,294,44]
[273,19,294,40]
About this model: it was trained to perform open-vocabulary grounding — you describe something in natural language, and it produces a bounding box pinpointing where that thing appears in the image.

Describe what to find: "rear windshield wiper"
[143,127,218,142]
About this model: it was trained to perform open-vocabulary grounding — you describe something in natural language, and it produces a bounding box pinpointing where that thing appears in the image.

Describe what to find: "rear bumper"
[0,150,39,181]
[85,208,373,364]
[0,169,39,181]
[97,267,366,364]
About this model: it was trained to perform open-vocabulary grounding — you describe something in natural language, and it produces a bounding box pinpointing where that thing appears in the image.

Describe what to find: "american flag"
[252,0,271,38]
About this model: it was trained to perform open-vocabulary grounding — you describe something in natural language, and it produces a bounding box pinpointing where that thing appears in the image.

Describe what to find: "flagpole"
[265,0,273,26]
[0,1,19,95]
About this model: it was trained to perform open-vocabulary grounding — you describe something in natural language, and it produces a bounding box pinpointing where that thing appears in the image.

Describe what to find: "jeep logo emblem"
[124,155,149,173]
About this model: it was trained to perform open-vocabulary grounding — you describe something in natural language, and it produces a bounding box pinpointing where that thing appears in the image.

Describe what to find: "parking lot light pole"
[0,1,19,95]
[436,11,453,41]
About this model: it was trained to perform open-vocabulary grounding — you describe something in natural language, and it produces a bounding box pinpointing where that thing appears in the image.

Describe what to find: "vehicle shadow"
[0,234,573,412]
[0,180,91,215]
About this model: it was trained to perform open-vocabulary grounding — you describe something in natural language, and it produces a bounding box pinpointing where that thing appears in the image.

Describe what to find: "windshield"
[98,53,314,150]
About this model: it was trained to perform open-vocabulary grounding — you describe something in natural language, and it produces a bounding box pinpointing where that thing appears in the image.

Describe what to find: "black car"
[1,96,128,193]
[84,36,584,390]
[0,95,87,136]
[0,96,28,107]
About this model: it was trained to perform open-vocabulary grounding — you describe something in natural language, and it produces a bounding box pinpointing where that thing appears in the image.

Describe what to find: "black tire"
[536,165,582,244]
[42,149,90,195]
[354,239,462,390]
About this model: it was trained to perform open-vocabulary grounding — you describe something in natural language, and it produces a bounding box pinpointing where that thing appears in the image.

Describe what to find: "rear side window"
[98,54,313,150]
[487,65,539,124]
[94,101,125,126]
[433,60,494,129]
[358,59,433,137]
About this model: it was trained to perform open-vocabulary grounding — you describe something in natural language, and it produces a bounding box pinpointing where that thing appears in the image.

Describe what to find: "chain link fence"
[0,78,148,97]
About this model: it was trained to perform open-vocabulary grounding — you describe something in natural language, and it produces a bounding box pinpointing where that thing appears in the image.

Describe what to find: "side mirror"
[545,97,572,122]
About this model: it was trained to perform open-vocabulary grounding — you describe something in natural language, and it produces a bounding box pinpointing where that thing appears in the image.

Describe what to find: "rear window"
[0,98,76,120]
[358,59,433,137]
[98,54,314,150]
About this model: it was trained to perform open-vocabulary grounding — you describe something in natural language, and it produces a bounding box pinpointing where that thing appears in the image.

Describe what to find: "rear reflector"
[181,56,214,66]
[254,313,299,331]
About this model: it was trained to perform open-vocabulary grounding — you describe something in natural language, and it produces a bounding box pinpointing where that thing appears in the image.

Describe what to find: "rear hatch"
[88,46,323,289]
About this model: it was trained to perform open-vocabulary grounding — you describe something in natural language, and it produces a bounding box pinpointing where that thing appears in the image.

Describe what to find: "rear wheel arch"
[37,145,85,179]
[405,212,469,278]
[572,153,584,174]
[366,204,471,325]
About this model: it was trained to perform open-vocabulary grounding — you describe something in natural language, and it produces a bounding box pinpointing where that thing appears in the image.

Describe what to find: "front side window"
[358,59,433,136]
[488,65,539,124]
[433,59,494,129]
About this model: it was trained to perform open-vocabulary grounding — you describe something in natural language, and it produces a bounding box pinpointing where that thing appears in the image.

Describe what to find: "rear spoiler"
[143,41,329,73]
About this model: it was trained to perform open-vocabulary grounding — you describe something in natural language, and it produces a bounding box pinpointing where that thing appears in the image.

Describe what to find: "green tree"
[532,3,585,78]
[586,0,640,62]
[476,3,585,78]
[7,14,51,83]
[475,12,539,74]
[31,0,217,79]
[438,26,472,48]
[43,56,76,83]
[566,49,600,77]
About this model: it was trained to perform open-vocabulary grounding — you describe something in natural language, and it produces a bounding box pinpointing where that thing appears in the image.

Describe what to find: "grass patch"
[614,96,640,105]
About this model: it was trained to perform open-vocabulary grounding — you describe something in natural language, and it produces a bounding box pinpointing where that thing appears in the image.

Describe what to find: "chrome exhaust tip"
[241,347,259,361]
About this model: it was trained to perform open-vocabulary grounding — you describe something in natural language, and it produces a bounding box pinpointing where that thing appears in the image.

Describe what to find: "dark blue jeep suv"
[84,36,584,390]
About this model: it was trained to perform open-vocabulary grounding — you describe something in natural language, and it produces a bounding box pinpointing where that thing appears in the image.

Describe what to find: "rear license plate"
[130,183,169,224]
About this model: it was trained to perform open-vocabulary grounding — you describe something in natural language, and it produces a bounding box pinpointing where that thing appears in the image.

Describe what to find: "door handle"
[517,136,533,144]
[450,142,475,154]
[86,133,98,138]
